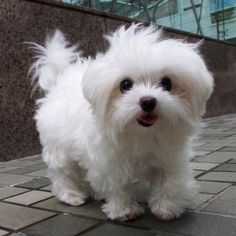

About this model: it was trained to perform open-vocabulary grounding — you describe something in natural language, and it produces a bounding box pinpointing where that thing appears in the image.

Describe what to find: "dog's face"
[82,24,214,135]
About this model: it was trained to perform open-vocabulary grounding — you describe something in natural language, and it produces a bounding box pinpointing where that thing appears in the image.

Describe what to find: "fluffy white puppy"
[30,24,214,221]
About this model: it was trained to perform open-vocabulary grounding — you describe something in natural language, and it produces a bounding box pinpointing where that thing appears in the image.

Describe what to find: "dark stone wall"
[0,0,236,161]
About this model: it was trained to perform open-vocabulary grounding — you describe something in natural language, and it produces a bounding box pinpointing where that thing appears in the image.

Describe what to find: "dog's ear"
[82,58,116,118]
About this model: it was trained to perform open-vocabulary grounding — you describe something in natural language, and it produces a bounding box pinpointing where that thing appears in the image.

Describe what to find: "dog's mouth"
[137,113,158,127]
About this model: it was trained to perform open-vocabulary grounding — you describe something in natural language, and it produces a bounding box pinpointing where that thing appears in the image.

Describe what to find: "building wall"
[157,0,236,41]
[0,0,236,161]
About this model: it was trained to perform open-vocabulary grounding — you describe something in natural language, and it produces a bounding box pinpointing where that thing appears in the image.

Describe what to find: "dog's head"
[82,24,214,136]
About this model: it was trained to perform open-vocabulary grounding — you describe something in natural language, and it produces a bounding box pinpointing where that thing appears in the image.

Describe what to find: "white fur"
[30,24,214,221]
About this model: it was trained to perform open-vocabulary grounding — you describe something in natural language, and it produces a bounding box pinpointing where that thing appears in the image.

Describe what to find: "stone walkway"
[1,114,236,236]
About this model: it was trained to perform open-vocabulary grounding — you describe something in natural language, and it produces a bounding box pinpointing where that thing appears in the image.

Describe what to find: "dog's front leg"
[148,168,198,221]
[101,185,144,221]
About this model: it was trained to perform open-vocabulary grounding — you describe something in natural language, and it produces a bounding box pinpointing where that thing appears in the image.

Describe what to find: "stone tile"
[197,181,231,194]
[194,152,235,163]
[0,174,33,185]
[0,202,55,230]
[193,170,204,177]
[20,154,42,161]
[25,169,48,177]
[0,186,29,200]
[0,229,8,236]
[40,184,52,191]
[213,163,236,172]
[229,159,236,163]
[2,163,47,175]
[4,190,53,206]
[203,141,234,146]
[81,223,155,236]
[16,177,51,189]
[219,146,236,152]
[132,181,151,202]
[34,197,107,220]
[4,160,42,168]
[190,162,219,171]
[194,145,223,151]
[125,211,236,236]
[22,214,99,236]
[198,172,236,182]
[0,166,21,173]
[188,193,214,210]
[154,231,184,236]
[192,142,206,147]
[223,135,236,140]
[0,184,6,189]
[194,151,212,156]
[7,233,22,236]
[226,142,236,147]
[203,187,236,215]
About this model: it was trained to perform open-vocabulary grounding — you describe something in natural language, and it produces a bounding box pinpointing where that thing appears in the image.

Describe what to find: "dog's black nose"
[140,96,157,112]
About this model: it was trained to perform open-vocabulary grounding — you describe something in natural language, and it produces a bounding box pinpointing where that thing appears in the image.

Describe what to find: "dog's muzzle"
[137,96,158,127]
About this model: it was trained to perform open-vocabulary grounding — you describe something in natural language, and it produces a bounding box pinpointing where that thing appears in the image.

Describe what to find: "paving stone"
[0,202,55,230]
[81,223,155,236]
[225,142,236,147]
[34,197,107,220]
[192,142,206,147]
[2,163,47,175]
[0,184,6,189]
[190,162,219,171]
[229,159,236,163]
[203,186,236,215]
[40,184,52,191]
[213,163,236,172]
[194,151,212,156]
[193,145,223,151]
[199,134,227,139]
[25,169,48,177]
[194,152,235,163]
[20,154,42,161]
[203,141,234,146]
[21,214,99,236]
[219,146,236,152]
[188,193,214,210]
[222,136,236,140]
[0,186,29,200]
[154,231,184,236]
[125,211,236,236]
[198,172,236,182]
[0,174,34,185]
[4,190,53,206]
[132,181,151,202]
[197,181,231,194]
[7,233,22,236]
[0,166,21,173]
[16,177,51,189]
[193,170,204,177]
[0,229,8,236]
[4,160,42,168]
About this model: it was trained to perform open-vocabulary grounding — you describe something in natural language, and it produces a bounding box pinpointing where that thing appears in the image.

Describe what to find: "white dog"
[30,24,214,221]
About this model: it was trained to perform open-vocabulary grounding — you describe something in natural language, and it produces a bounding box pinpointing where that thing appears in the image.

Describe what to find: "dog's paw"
[102,202,144,221]
[150,202,184,221]
[59,191,87,206]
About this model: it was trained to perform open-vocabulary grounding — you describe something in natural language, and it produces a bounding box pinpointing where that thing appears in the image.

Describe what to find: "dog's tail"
[29,30,80,94]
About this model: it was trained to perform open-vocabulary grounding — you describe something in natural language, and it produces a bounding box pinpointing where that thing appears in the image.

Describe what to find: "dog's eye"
[120,79,133,93]
[160,77,172,91]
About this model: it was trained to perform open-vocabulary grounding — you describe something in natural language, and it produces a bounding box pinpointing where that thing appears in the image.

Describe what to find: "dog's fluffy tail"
[29,30,80,93]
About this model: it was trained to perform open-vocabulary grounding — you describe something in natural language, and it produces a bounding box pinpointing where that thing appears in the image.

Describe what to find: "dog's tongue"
[137,114,158,127]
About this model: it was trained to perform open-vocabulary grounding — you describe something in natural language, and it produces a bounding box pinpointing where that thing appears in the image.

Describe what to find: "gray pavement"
[0,114,236,236]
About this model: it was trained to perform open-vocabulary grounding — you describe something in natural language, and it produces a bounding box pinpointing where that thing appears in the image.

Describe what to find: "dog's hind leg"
[49,165,89,206]
[42,147,90,206]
